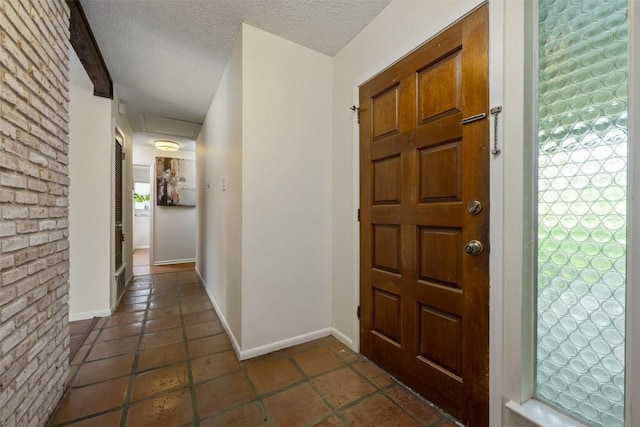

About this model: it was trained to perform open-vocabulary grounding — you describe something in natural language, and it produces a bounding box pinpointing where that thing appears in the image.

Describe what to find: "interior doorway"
[133,248,149,267]
[133,164,152,269]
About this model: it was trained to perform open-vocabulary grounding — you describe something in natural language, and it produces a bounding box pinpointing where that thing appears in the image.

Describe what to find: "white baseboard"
[134,246,150,250]
[239,328,333,361]
[153,258,195,266]
[69,310,111,321]
[330,327,354,350]
[194,270,353,361]
[195,269,243,359]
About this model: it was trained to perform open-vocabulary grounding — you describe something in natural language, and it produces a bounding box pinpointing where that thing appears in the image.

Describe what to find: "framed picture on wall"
[155,157,196,207]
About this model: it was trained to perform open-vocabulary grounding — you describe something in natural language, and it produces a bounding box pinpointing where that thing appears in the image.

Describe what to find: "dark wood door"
[359,5,489,425]
[114,139,123,271]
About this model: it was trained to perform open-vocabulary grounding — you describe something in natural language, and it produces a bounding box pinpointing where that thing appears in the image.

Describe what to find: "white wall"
[197,25,332,355]
[132,144,196,264]
[197,31,244,347]
[68,50,134,317]
[241,24,332,351]
[68,48,112,320]
[133,214,150,249]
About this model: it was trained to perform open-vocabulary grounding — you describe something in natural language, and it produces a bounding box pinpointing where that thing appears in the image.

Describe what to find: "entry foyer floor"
[50,270,457,426]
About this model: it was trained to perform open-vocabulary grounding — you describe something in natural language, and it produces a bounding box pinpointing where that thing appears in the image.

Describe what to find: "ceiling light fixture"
[154,140,180,151]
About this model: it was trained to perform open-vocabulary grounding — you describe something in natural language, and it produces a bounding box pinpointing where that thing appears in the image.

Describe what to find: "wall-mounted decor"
[156,157,196,206]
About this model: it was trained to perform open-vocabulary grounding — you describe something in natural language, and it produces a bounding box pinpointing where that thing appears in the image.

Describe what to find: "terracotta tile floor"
[68,317,99,362]
[132,248,196,276]
[50,270,458,426]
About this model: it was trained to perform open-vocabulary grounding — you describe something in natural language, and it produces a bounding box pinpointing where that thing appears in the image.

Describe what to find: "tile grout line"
[50,270,457,427]
[339,356,449,427]
[238,353,275,426]
[281,343,355,427]
[254,338,425,427]
[46,318,112,427]
[379,380,461,427]
[321,339,391,422]
[69,317,108,383]
[49,290,154,427]
[179,273,266,424]
[183,272,249,425]
[119,276,154,427]
[323,340,460,427]
[178,272,201,426]
[238,339,374,422]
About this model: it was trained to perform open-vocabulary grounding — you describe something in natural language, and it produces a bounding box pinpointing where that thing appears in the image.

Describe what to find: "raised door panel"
[372,288,402,346]
[418,305,462,377]
[372,156,401,205]
[417,51,462,124]
[372,224,401,273]
[418,227,461,288]
[372,85,400,140]
[419,142,462,203]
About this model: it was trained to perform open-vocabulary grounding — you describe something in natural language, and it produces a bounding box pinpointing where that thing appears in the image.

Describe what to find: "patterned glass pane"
[536,0,627,426]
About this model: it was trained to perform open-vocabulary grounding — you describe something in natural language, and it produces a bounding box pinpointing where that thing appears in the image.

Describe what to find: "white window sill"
[506,400,588,427]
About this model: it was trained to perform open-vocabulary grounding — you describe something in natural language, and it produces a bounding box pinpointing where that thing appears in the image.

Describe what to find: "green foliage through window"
[536,0,628,425]
[134,182,151,210]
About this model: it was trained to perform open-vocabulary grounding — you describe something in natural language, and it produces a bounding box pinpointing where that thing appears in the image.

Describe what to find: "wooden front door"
[359,5,489,425]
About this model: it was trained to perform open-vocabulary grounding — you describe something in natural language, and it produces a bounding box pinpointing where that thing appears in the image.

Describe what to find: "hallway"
[132,249,196,276]
[50,270,456,426]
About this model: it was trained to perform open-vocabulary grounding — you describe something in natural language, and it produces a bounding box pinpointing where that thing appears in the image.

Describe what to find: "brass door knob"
[464,240,483,256]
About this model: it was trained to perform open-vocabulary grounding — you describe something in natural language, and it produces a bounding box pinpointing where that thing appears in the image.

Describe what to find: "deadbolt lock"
[467,200,482,215]
[464,240,483,256]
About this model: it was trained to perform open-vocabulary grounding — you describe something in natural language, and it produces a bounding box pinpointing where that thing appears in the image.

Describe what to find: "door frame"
[112,125,126,309]
[348,2,505,425]
[132,163,154,265]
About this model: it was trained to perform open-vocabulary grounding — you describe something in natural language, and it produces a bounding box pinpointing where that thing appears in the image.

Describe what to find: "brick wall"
[0,0,71,425]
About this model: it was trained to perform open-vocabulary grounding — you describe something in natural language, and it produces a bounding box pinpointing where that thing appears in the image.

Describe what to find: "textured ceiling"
[80,0,391,142]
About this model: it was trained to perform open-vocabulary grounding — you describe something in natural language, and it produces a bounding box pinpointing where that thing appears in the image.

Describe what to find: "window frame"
[500,0,640,426]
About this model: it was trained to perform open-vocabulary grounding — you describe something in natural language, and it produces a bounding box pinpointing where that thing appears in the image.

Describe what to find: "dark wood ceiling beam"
[68,0,113,99]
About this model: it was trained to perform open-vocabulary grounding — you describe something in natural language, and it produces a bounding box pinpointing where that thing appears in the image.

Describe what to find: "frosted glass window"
[536,0,627,426]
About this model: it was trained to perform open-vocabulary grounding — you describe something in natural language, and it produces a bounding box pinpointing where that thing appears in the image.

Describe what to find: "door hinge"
[356,305,361,319]
[357,208,361,222]
[350,105,361,124]
[122,152,126,161]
